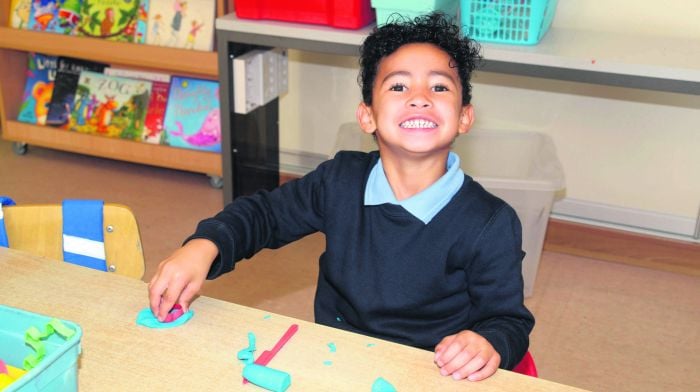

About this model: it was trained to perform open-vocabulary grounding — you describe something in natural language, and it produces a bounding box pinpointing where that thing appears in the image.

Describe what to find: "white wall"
[277,0,700,239]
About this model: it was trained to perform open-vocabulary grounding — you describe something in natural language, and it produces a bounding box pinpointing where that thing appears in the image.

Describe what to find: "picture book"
[25,0,81,34]
[134,0,149,43]
[105,67,171,144]
[17,53,58,125]
[77,0,139,42]
[8,0,32,29]
[104,67,170,83]
[142,81,169,144]
[146,0,215,51]
[69,71,152,141]
[46,57,107,127]
[163,76,220,152]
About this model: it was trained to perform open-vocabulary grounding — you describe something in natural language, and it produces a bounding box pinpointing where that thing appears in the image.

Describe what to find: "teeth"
[400,119,437,129]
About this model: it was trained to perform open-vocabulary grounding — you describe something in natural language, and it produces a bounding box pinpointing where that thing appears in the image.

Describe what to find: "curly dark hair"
[359,12,481,106]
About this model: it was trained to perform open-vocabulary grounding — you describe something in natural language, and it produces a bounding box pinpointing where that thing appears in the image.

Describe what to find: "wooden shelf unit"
[0,5,222,176]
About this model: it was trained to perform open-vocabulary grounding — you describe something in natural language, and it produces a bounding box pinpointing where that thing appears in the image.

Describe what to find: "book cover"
[104,67,171,83]
[142,81,169,144]
[163,76,220,152]
[9,0,32,29]
[17,53,58,125]
[26,0,59,32]
[146,0,215,51]
[77,0,139,42]
[46,57,107,127]
[134,0,149,43]
[104,67,171,144]
[69,71,152,141]
[53,0,83,34]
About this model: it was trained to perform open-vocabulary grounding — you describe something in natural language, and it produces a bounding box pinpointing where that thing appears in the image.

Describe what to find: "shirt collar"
[364,152,465,224]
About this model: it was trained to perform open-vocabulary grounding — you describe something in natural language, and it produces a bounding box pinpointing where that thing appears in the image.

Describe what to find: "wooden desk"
[0,248,585,391]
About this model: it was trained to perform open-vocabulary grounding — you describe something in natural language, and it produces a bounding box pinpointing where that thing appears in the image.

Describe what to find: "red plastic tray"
[234,0,375,29]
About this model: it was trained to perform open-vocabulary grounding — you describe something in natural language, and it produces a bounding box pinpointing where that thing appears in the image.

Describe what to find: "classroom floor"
[2,139,699,392]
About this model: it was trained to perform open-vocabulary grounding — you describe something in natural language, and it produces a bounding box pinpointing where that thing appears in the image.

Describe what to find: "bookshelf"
[0,4,223,180]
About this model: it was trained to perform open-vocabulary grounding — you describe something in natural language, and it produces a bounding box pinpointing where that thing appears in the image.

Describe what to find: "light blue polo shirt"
[364,152,465,224]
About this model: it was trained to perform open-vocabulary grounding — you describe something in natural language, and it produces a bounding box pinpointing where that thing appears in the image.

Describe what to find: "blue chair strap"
[62,199,107,271]
[0,196,16,248]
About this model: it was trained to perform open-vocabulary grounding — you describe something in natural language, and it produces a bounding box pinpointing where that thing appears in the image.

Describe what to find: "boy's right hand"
[148,238,219,321]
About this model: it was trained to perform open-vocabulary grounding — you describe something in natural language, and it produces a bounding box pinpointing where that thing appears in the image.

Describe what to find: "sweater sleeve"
[466,204,535,370]
[185,159,331,279]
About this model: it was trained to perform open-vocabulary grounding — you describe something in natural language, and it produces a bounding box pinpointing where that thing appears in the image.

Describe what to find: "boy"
[149,12,534,382]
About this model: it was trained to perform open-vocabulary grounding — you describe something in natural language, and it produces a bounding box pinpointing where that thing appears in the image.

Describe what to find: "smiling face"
[357,43,474,160]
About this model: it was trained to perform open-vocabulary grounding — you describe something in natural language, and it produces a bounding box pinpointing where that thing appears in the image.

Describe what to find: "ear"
[458,104,475,135]
[356,102,376,134]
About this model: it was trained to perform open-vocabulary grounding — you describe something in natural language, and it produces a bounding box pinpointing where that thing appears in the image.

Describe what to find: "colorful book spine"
[163,76,220,152]
[17,53,58,125]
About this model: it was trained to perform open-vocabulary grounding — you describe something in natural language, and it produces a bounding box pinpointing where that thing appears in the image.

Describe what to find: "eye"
[389,83,406,92]
[433,84,449,92]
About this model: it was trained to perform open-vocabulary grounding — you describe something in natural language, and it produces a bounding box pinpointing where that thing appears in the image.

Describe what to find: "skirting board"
[544,219,700,278]
[552,198,699,242]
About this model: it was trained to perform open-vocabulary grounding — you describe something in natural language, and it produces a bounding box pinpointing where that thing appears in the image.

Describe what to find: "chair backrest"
[2,203,144,279]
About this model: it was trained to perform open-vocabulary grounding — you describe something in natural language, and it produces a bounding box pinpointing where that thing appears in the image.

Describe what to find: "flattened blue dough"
[372,377,397,392]
[136,307,194,329]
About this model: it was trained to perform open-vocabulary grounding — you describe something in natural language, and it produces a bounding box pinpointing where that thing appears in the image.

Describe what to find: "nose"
[407,89,431,108]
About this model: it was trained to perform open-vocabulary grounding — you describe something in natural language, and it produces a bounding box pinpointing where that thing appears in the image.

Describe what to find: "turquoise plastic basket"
[0,305,82,392]
[460,0,559,45]
[372,0,459,26]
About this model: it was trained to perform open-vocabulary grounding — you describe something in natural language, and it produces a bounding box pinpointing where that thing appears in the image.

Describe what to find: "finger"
[440,346,477,376]
[148,273,167,317]
[158,278,187,321]
[467,354,500,382]
[438,340,472,371]
[434,335,456,365]
[178,281,201,313]
[454,349,487,380]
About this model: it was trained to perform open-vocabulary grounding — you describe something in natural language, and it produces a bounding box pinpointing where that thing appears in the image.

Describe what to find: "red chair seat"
[512,351,538,377]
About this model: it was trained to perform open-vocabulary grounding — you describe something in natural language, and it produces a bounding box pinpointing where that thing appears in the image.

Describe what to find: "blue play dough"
[136,307,194,329]
[372,377,397,392]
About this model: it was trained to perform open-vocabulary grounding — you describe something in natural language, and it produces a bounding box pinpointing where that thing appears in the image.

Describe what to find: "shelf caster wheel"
[208,175,223,189]
[12,142,28,155]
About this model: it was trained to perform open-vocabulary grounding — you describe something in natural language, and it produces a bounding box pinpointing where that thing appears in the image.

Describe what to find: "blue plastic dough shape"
[243,363,291,392]
[136,307,194,329]
[372,377,397,392]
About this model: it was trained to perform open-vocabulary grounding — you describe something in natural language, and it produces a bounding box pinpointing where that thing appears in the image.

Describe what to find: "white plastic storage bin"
[332,124,565,297]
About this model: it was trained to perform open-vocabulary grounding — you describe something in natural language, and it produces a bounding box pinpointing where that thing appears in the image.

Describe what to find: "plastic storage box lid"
[331,123,565,192]
[0,305,82,392]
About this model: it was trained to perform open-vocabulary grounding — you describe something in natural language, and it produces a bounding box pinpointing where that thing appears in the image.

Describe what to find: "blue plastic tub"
[461,0,559,45]
[0,305,82,391]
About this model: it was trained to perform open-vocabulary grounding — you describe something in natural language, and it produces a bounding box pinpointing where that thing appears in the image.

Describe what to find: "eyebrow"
[381,70,458,84]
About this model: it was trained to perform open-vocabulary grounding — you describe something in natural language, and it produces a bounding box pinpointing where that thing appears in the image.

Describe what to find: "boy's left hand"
[434,330,501,381]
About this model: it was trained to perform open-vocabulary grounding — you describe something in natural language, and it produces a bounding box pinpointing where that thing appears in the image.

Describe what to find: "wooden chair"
[2,203,144,279]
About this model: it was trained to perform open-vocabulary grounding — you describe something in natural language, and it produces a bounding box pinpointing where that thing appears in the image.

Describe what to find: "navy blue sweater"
[189,151,534,369]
